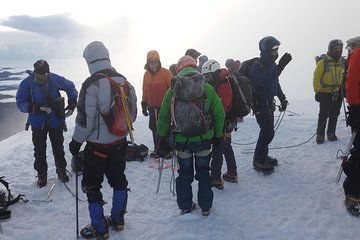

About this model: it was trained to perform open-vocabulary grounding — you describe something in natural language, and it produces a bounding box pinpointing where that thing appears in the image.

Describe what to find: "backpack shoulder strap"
[0,177,28,208]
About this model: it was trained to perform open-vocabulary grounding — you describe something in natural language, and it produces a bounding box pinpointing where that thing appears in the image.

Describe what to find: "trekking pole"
[156,157,165,194]
[75,155,79,239]
[336,132,356,183]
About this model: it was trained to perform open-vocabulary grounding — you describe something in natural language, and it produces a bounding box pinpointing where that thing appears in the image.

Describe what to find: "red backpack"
[99,75,132,137]
[213,69,234,114]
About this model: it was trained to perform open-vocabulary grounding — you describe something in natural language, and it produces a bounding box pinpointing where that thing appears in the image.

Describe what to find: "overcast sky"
[0,0,359,100]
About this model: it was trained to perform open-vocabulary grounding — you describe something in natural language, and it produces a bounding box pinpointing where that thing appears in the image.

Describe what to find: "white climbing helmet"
[201,59,220,74]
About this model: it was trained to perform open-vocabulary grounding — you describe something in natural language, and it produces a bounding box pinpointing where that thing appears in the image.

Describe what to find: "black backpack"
[125,142,149,162]
[0,177,28,219]
[233,57,261,117]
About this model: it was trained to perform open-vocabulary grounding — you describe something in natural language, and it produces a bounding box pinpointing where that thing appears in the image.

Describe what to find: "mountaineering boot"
[37,173,47,188]
[81,202,108,239]
[108,189,127,231]
[222,172,239,183]
[345,195,360,217]
[80,225,109,239]
[253,159,274,175]
[211,179,224,190]
[57,168,69,182]
[202,209,210,217]
[327,134,338,142]
[180,202,196,215]
[316,135,324,144]
[266,155,279,166]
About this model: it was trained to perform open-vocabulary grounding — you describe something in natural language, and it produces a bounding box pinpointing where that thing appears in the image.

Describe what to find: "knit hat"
[33,60,50,75]
[328,39,343,51]
[83,41,112,75]
[225,59,236,69]
[185,48,201,60]
[176,55,197,73]
[198,55,208,64]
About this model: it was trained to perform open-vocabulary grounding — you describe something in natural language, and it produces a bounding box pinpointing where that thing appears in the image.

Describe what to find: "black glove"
[212,137,224,147]
[65,99,77,111]
[69,139,82,156]
[278,52,292,70]
[28,103,51,114]
[156,137,174,159]
[278,99,288,112]
[347,106,360,130]
[141,102,149,117]
[65,99,77,117]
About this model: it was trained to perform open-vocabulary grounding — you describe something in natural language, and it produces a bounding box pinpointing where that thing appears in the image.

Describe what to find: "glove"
[347,106,360,130]
[69,139,82,156]
[212,137,224,147]
[278,52,292,70]
[141,102,149,117]
[28,103,51,114]
[278,99,288,112]
[156,137,174,159]
[65,99,77,118]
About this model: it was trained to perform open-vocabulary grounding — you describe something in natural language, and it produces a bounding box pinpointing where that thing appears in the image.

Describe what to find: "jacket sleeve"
[156,89,171,137]
[206,84,225,138]
[16,77,32,113]
[141,72,148,103]
[346,49,360,106]
[127,82,138,123]
[276,82,286,102]
[313,60,325,93]
[72,84,98,143]
[55,74,78,101]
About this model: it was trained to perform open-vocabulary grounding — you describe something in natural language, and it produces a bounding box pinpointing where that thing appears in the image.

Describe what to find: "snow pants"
[175,140,213,211]
[211,137,237,180]
[253,106,274,162]
[343,133,360,198]
[315,92,342,137]
[82,139,128,202]
[32,124,66,176]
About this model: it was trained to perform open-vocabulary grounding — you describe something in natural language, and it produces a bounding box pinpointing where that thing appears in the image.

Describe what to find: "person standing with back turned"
[250,36,292,174]
[69,41,137,239]
[156,55,225,216]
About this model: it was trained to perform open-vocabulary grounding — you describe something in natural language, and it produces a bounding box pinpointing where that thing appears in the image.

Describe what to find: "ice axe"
[336,132,356,183]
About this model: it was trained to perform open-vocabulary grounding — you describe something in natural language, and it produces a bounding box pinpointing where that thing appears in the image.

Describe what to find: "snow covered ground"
[1,102,360,240]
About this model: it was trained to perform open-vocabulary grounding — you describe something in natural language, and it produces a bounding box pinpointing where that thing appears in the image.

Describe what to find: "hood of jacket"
[259,36,281,64]
[83,41,112,75]
[144,50,162,73]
